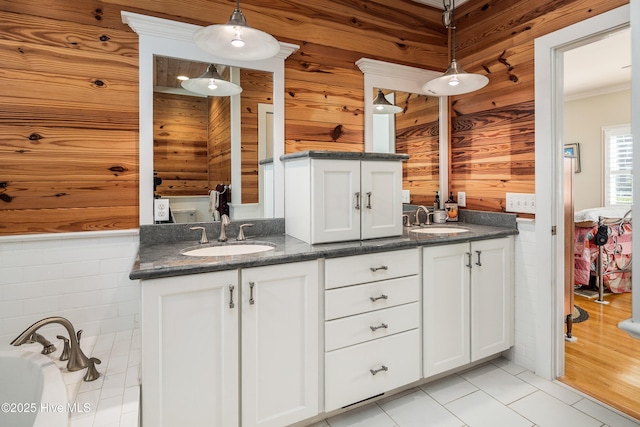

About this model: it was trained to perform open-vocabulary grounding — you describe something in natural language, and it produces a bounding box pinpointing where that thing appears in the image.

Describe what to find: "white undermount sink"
[182,243,275,257]
[411,227,469,234]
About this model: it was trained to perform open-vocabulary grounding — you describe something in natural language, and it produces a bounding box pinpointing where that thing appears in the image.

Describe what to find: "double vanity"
[131,209,517,427]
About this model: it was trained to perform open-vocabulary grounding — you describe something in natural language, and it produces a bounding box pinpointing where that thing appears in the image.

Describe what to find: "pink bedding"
[574,222,632,293]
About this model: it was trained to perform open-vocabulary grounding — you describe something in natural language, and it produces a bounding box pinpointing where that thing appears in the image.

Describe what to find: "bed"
[574,207,632,300]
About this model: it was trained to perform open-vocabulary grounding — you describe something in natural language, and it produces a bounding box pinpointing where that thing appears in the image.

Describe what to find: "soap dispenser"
[445,192,458,222]
[433,191,440,210]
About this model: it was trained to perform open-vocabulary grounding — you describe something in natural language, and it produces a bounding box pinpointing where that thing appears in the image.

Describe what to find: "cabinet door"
[241,261,319,427]
[470,237,515,361]
[141,271,239,427]
[423,242,470,377]
[311,159,361,243]
[360,161,403,240]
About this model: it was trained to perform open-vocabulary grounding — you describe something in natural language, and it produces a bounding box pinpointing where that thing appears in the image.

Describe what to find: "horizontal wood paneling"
[0,0,628,234]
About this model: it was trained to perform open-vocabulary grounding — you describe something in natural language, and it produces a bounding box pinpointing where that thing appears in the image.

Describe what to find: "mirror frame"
[122,11,298,225]
[356,58,448,203]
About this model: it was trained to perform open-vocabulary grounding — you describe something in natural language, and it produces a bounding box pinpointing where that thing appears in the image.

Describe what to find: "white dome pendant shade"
[194,0,280,61]
[181,64,243,96]
[422,0,488,96]
[373,89,403,114]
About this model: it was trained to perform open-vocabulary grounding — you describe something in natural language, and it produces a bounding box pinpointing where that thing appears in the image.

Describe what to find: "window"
[603,125,632,206]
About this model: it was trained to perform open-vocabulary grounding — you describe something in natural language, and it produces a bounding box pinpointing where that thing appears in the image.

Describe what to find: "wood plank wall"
[449,0,629,213]
[0,0,628,235]
[153,92,209,196]
[208,96,232,192]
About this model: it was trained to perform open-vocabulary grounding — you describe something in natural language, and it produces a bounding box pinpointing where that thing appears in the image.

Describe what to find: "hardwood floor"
[561,292,640,421]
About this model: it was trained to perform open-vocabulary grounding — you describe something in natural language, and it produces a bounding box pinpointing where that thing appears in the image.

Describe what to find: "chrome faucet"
[415,205,433,225]
[218,214,231,242]
[11,317,90,372]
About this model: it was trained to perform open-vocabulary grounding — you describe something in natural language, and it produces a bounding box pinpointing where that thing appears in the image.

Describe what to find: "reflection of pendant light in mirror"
[373,89,403,114]
[423,0,488,96]
[193,0,280,61]
[181,64,243,96]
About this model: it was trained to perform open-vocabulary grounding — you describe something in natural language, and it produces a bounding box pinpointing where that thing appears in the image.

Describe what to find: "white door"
[423,242,470,377]
[311,159,361,243]
[470,237,515,361]
[241,261,320,427]
[141,271,239,427]
[360,160,403,239]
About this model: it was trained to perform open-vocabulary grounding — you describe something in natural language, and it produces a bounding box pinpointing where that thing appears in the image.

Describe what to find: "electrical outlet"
[402,190,411,204]
[506,192,536,214]
[457,191,466,207]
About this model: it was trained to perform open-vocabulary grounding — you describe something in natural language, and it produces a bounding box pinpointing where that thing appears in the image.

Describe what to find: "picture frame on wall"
[564,143,581,173]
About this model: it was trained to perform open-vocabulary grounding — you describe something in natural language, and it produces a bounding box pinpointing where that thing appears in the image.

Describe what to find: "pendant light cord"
[442,0,456,62]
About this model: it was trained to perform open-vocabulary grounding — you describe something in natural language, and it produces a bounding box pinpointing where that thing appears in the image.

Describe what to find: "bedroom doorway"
[559,26,637,418]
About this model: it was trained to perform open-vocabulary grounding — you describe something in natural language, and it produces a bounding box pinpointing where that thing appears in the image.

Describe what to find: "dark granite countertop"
[130,213,517,281]
[280,150,409,162]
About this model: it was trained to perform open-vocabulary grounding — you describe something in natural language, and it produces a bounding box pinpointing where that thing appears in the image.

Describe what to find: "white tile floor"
[306,358,640,427]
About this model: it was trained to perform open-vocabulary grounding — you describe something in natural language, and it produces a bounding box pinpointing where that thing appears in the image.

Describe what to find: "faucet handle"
[83,357,101,382]
[57,335,70,361]
[237,224,254,241]
[190,226,209,244]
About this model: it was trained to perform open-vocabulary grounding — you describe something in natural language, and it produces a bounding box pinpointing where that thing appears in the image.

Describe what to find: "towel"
[209,190,221,221]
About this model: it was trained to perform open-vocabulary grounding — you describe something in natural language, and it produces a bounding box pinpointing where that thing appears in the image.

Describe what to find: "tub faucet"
[415,205,433,225]
[11,317,89,372]
[218,214,230,242]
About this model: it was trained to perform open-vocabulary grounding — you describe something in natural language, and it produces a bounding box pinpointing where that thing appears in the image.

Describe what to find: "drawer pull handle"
[229,285,235,309]
[370,294,388,302]
[249,281,255,305]
[370,323,388,332]
[370,365,388,375]
[355,192,361,210]
[370,266,388,272]
[466,252,472,268]
[475,250,482,266]
[366,192,372,209]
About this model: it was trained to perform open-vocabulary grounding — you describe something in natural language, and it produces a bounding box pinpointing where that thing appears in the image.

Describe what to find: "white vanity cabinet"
[324,249,421,411]
[141,260,319,427]
[241,261,319,427]
[422,237,515,377]
[284,155,404,244]
[141,270,239,427]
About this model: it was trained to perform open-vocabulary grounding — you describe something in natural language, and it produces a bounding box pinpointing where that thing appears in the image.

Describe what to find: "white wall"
[564,89,631,212]
[0,230,140,348]
[508,220,537,371]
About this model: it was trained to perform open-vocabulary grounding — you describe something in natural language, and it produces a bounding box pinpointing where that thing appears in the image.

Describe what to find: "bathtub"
[0,350,69,427]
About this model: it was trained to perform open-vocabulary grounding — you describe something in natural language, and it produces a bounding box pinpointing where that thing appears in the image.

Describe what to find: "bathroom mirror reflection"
[153,55,274,222]
[373,89,441,204]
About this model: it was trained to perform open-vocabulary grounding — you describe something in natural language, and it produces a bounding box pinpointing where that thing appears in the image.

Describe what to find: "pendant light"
[423,0,488,96]
[373,89,403,114]
[181,64,243,96]
[193,0,280,61]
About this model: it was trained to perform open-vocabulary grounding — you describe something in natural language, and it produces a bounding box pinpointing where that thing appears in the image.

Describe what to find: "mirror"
[122,11,298,225]
[153,56,274,221]
[356,59,448,207]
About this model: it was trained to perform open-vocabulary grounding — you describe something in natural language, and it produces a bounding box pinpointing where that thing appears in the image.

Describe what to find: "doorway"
[534,2,638,420]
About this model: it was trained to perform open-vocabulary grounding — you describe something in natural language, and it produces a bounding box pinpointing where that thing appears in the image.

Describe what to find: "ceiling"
[563,27,631,100]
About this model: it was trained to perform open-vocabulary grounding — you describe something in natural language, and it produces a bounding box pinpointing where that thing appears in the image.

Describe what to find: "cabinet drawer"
[325,329,420,412]
[325,249,419,289]
[325,302,419,351]
[325,275,419,320]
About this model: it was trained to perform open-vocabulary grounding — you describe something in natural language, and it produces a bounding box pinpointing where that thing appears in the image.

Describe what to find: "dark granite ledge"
[131,219,517,281]
[280,150,409,162]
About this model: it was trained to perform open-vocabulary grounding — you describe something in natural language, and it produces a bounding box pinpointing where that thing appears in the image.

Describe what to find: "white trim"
[0,228,139,243]
[121,11,299,224]
[534,4,631,380]
[355,58,447,202]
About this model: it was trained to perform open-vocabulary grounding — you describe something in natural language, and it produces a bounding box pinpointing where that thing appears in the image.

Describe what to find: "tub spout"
[11,317,89,371]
